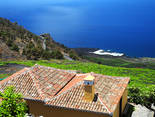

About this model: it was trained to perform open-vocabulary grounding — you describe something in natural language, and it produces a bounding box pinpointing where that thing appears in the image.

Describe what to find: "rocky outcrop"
[0,40,26,60]
[40,33,53,50]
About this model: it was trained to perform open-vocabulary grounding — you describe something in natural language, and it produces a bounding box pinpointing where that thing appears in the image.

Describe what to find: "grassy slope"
[0,62,6,66]
[1,60,155,93]
[0,62,9,80]
[83,56,155,70]
[0,74,9,80]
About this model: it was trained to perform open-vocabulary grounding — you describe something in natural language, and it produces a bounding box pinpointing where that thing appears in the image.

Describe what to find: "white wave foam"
[89,49,124,57]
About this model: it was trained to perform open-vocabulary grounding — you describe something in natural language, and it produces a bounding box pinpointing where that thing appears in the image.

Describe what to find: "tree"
[51,50,64,59]
[69,50,79,60]
[6,39,13,47]
[128,86,155,111]
[10,44,19,52]
[0,86,28,117]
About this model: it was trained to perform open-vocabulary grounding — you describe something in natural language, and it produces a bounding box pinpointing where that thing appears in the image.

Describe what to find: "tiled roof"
[93,74,129,112]
[46,81,110,114]
[0,68,40,100]
[0,65,76,101]
[0,65,130,115]
[29,65,76,100]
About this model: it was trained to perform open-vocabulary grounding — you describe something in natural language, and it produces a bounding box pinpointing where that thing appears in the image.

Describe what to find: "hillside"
[0,17,78,60]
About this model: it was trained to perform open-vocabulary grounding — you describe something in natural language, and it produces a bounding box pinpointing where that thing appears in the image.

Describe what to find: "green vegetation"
[0,62,6,66]
[0,74,9,80]
[128,87,155,109]
[22,39,64,60]
[69,50,79,60]
[0,59,155,109]
[83,56,155,70]
[23,42,47,60]
[1,60,155,88]
[6,39,19,51]
[0,86,28,117]
[50,50,64,59]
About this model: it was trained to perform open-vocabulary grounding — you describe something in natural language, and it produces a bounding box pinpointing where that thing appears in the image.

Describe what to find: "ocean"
[0,0,155,57]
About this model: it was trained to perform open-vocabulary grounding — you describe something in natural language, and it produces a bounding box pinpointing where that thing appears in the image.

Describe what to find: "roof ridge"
[54,74,76,96]
[98,96,111,113]
[49,81,83,102]
[33,64,77,73]
[27,66,46,100]
[28,65,78,101]
[93,73,130,80]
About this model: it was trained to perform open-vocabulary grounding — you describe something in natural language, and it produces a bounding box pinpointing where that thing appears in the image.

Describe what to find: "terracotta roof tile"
[46,82,110,113]
[0,65,130,115]
[0,69,40,100]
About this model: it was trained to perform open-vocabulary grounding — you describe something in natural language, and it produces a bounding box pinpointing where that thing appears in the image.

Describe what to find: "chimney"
[83,74,95,102]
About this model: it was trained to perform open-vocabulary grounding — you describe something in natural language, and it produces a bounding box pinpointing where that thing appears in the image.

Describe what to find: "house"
[0,65,130,117]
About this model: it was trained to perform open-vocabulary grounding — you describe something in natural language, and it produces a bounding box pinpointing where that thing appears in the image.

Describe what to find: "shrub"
[6,39,13,47]
[69,51,79,60]
[51,50,63,59]
[0,86,28,117]
[128,86,155,109]
[128,87,143,104]
[42,50,52,60]
[23,42,43,60]
[10,44,19,51]
[6,39,19,52]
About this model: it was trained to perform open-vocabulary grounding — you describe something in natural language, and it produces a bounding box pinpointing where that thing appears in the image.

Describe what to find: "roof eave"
[45,103,111,116]
[23,97,112,116]
[23,97,44,102]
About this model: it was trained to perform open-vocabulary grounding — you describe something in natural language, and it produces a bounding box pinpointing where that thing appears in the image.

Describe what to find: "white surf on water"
[90,50,124,57]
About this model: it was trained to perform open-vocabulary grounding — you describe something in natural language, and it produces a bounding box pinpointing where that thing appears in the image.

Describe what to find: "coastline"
[73,48,155,59]
[73,48,155,70]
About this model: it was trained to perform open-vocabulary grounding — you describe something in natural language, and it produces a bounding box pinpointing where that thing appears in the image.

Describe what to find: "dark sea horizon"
[0,0,155,57]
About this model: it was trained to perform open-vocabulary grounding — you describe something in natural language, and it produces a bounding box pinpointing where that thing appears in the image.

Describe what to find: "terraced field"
[0,60,155,107]
[0,74,9,81]
[1,60,154,90]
